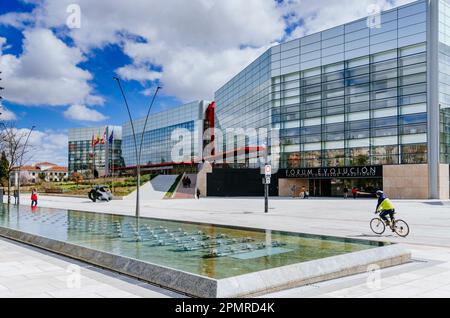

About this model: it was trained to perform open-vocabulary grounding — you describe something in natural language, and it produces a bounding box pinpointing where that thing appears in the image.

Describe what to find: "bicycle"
[370,212,410,237]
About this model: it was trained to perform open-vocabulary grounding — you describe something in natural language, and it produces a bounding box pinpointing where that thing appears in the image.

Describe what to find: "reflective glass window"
[347,101,370,112]
[322,44,344,57]
[347,130,370,139]
[323,71,345,82]
[400,73,427,86]
[345,19,367,33]
[345,38,370,51]
[322,35,344,48]
[398,22,426,38]
[371,30,397,45]
[302,42,321,53]
[345,28,370,42]
[370,20,397,35]
[398,12,426,29]
[400,63,427,76]
[371,39,398,54]
[281,48,300,59]
[301,33,321,46]
[322,25,345,40]
[348,120,370,130]
[400,113,427,125]
[399,53,426,66]
[398,32,426,47]
[398,1,426,19]
[371,97,398,109]
[371,59,397,72]
[372,116,398,127]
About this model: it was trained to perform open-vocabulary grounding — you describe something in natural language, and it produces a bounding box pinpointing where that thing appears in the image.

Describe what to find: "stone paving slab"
[0,237,183,298]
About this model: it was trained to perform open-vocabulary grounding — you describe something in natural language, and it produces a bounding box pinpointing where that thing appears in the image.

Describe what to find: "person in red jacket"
[31,189,38,207]
[351,187,358,199]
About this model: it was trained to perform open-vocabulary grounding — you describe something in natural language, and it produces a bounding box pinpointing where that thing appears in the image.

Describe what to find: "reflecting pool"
[0,204,387,279]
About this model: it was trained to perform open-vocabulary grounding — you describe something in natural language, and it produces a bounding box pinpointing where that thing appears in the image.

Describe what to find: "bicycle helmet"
[376,190,384,197]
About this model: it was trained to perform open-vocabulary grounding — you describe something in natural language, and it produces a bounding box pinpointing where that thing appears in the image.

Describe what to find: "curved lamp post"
[113,77,161,240]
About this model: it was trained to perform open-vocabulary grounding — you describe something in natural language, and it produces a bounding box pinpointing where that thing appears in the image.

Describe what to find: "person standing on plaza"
[302,186,309,199]
[343,187,349,199]
[291,185,297,199]
[352,187,358,199]
[31,189,38,207]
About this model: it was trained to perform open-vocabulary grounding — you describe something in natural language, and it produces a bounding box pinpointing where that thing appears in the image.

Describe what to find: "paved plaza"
[1,195,450,298]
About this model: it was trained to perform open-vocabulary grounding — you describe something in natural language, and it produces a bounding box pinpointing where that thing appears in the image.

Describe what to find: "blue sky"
[0,0,412,165]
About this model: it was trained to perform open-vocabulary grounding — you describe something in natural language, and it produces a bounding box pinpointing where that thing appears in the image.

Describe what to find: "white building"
[12,162,68,184]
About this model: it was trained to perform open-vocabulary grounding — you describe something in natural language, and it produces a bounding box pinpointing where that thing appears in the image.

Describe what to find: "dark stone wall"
[207,169,278,197]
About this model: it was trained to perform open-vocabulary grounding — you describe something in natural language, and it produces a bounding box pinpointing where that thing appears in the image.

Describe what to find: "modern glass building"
[68,126,123,177]
[213,0,450,199]
[121,101,212,172]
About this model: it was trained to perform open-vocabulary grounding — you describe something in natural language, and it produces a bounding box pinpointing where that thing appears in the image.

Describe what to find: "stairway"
[172,174,197,199]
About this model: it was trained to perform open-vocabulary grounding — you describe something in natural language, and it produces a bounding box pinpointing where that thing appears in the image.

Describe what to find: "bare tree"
[0,123,34,203]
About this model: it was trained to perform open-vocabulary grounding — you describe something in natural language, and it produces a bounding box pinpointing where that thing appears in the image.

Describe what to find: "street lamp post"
[113,77,161,241]
[17,126,35,206]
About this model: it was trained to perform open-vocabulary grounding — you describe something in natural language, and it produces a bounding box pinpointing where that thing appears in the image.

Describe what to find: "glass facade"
[68,126,123,176]
[215,50,272,152]
[215,0,430,170]
[121,101,207,167]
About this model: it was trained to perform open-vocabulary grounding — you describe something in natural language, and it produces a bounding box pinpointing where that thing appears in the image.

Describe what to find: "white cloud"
[0,12,34,29]
[0,28,103,106]
[123,43,268,101]
[116,65,161,83]
[284,0,415,39]
[0,36,10,53]
[8,128,68,166]
[3,0,286,101]
[0,105,17,121]
[63,104,107,122]
[0,0,418,104]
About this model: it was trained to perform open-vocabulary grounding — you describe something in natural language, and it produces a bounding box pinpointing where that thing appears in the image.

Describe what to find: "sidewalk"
[0,237,183,298]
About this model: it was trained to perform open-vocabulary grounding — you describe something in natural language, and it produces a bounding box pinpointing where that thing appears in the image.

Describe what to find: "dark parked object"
[88,185,113,202]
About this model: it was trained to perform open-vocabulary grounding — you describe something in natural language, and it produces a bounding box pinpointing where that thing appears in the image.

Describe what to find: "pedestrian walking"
[343,187,349,199]
[31,189,38,207]
[352,187,358,199]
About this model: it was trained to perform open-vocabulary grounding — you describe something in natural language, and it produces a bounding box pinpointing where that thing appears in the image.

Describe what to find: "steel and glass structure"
[68,126,123,177]
[121,101,211,169]
[214,0,450,199]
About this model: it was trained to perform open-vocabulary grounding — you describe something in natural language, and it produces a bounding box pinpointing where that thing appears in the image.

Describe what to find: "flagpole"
[112,133,115,195]
[92,130,96,180]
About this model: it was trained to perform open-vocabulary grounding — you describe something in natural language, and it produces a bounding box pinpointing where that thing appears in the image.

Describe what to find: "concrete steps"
[173,174,197,199]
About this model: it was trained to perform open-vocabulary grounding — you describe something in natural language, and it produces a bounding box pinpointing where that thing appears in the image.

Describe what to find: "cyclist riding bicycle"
[375,190,396,230]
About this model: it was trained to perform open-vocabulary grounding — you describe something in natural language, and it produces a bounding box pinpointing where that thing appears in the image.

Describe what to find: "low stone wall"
[383,164,429,199]
[383,164,449,200]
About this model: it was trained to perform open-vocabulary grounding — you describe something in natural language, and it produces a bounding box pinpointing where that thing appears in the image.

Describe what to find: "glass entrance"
[309,178,382,197]
[309,179,332,197]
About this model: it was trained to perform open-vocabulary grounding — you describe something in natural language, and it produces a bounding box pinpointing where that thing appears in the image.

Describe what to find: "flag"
[94,132,101,146]
[101,130,107,144]
[109,130,114,145]
[91,133,95,148]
